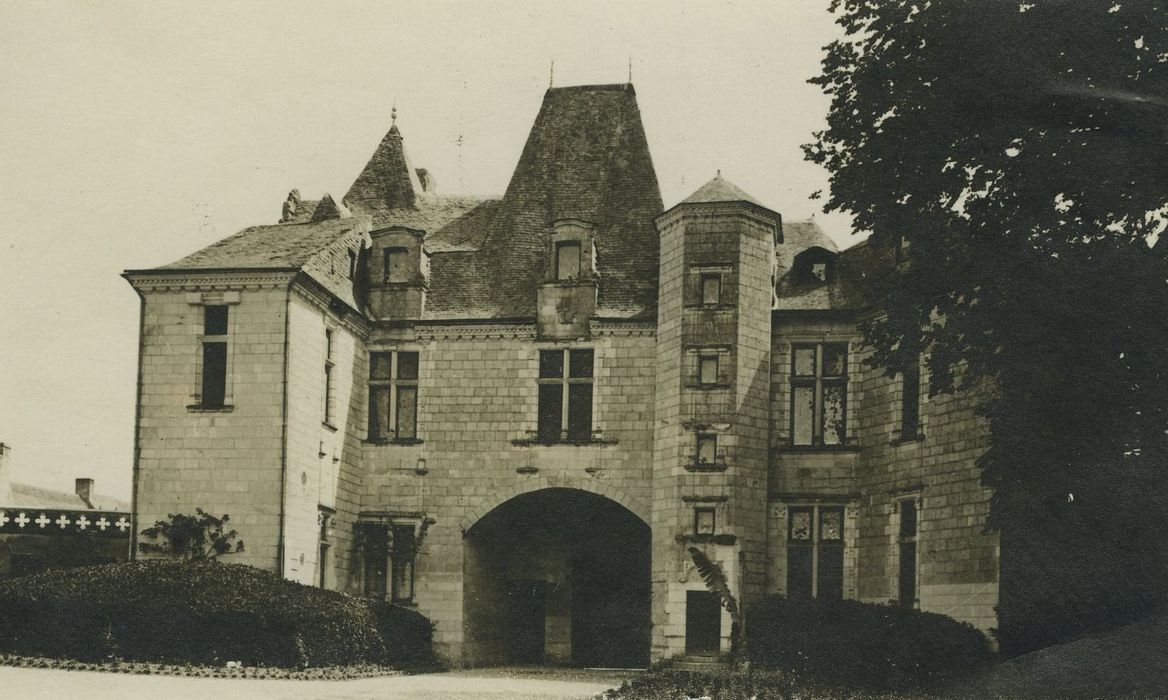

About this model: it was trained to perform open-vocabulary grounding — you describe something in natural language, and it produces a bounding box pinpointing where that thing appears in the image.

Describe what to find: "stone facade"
[125,83,998,667]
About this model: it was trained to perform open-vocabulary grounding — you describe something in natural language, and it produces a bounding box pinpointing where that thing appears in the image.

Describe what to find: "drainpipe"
[276,276,295,578]
[128,285,146,560]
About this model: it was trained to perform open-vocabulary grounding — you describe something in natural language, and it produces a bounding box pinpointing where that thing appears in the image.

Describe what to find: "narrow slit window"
[322,329,335,425]
[701,273,722,305]
[696,433,718,465]
[699,355,719,385]
[901,354,921,440]
[362,525,388,598]
[390,524,416,604]
[694,507,716,535]
[200,305,229,408]
[899,498,919,608]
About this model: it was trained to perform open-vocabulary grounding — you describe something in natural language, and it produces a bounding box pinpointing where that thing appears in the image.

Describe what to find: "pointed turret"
[681,172,763,206]
[344,106,423,211]
[310,193,351,222]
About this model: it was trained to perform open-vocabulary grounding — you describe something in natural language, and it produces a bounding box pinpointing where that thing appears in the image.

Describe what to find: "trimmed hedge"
[0,560,433,668]
[747,597,992,691]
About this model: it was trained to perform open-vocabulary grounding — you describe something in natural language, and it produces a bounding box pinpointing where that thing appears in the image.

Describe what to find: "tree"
[807,0,1168,652]
[688,547,747,665]
[138,509,245,561]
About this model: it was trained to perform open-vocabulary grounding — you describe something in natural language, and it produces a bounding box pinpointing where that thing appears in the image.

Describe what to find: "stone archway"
[462,487,651,668]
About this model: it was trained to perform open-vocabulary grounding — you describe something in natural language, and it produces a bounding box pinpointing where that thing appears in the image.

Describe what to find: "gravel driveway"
[0,665,630,700]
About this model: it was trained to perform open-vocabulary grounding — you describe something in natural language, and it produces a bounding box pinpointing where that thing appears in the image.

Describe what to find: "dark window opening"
[201,342,227,408]
[384,248,410,284]
[787,505,845,600]
[699,355,719,385]
[901,354,921,440]
[696,433,718,465]
[701,273,722,305]
[318,509,332,589]
[362,525,388,598]
[537,348,593,443]
[899,498,919,608]
[390,524,416,603]
[204,305,228,335]
[323,330,335,425]
[791,343,848,446]
[368,351,419,441]
[347,250,357,280]
[555,241,582,281]
[694,507,716,535]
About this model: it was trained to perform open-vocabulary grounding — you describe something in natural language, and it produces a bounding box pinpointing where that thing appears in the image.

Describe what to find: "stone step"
[669,655,731,673]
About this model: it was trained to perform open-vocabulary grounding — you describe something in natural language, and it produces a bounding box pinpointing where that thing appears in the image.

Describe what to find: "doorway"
[685,590,721,655]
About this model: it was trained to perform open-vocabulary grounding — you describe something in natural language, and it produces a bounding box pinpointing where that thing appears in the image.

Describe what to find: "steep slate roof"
[434,84,663,319]
[344,118,423,212]
[152,217,370,310]
[131,85,715,321]
[681,174,763,206]
[774,228,880,312]
[352,193,488,234]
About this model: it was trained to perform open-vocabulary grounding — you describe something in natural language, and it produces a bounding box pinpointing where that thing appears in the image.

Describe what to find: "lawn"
[606,615,1168,699]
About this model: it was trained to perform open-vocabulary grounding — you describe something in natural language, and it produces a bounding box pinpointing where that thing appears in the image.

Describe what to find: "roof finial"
[717,169,722,178]
[391,98,397,127]
[549,60,555,89]
[628,55,633,84]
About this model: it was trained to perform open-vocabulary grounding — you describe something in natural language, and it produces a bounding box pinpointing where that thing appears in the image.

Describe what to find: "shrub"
[747,596,991,691]
[0,560,433,668]
[609,669,803,700]
[138,509,244,560]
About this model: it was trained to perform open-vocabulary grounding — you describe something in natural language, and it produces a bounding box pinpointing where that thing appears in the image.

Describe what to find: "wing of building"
[123,83,996,667]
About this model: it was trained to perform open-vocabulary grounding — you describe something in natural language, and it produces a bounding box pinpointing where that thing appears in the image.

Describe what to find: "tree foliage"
[807,0,1168,651]
[138,508,245,561]
[688,546,746,663]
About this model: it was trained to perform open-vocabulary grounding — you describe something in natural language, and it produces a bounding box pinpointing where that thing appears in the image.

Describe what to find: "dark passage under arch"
[463,488,650,668]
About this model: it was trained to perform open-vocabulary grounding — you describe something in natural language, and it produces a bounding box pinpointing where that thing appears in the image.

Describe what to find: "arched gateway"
[462,488,651,668]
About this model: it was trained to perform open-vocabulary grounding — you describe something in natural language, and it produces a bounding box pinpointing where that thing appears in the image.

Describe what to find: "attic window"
[347,250,357,280]
[794,250,836,284]
[384,248,410,284]
[556,241,581,281]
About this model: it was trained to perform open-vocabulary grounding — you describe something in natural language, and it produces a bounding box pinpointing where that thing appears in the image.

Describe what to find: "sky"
[0,0,854,499]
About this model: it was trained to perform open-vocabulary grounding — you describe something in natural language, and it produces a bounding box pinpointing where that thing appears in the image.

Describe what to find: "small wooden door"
[507,580,547,664]
[685,590,721,655]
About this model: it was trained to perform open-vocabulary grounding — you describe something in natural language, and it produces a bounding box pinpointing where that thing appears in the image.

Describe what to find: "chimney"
[0,443,11,504]
[75,477,94,509]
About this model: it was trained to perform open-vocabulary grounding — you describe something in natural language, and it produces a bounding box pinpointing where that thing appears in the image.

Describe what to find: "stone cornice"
[655,201,782,235]
[415,322,538,342]
[590,319,657,337]
[122,269,296,292]
[289,280,371,337]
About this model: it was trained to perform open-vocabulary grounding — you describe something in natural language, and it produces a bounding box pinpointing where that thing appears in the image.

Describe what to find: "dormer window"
[555,241,581,281]
[546,219,595,284]
[384,247,410,284]
[793,247,837,284]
